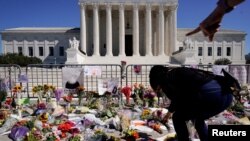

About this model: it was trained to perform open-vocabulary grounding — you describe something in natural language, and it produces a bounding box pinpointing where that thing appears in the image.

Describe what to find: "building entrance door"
[125,35,133,56]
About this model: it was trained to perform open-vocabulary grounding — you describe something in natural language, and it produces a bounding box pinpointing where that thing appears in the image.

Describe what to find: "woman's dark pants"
[172,80,233,141]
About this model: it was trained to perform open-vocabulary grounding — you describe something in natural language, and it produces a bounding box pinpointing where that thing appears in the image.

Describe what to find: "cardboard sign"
[98,78,119,95]
[18,74,28,83]
[84,66,102,76]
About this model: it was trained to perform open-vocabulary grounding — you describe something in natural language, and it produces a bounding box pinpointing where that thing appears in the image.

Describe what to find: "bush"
[214,58,232,65]
[0,53,42,66]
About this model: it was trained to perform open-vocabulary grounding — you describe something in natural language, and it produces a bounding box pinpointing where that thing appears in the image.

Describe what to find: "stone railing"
[79,0,178,5]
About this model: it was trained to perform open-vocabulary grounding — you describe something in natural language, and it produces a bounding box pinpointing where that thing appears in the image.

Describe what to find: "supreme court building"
[1,0,247,64]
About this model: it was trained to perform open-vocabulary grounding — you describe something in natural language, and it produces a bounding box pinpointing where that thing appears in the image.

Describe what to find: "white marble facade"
[177,29,246,64]
[0,0,246,64]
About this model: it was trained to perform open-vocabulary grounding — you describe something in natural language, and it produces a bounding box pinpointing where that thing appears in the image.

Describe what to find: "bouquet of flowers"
[54,88,63,106]
[12,85,22,96]
[132,83,144,106]
[140,109,152,120]
[76,86,85,105]
[57,121,75,138]
[147,120,162,134]
[32,84,56,103]
[143,88,156,107]
[121,86,132,105]
[123,129,139,141]
[24,128,43,141]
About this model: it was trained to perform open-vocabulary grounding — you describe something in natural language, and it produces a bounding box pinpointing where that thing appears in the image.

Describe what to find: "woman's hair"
[149,65,168,91]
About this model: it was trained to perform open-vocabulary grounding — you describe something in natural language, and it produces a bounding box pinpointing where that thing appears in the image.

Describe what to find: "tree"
[214,58,232,65]
[0,53,42,66]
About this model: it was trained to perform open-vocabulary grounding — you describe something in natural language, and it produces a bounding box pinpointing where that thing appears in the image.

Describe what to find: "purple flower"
[9,126,29,141]
[55,88,64,102]
[144,91,156,99]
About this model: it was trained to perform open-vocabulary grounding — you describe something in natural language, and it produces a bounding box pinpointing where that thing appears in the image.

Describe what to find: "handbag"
[215,68,241,94]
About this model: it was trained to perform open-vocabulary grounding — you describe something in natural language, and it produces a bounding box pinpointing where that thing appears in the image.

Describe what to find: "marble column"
[145,4,152,56]
[169,6,178,54]
[44,39,48,58]
[93,4,100,56]
[119,4,125,56]
[34,40,38,57]
[133,4,139,56]
[232,41,235,60]
[80,4,86,54]
[165,10,170,56]
[241,40,245,60]
[106,4,112,56]
[159,5,165,56]
[13,40,17,53]
[23,40,27,56]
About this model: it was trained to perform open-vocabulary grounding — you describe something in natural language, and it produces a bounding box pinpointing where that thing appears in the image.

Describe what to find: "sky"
[0,0,249,54]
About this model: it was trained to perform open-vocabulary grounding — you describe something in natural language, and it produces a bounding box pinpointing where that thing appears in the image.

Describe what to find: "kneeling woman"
[149,65,233,141]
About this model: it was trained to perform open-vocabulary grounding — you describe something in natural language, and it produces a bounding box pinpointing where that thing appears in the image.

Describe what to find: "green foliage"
[0,53,42,66]
[214,58,232,65]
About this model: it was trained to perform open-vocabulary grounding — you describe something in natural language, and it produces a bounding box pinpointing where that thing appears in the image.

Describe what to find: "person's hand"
[186,6,225,41]
[186,0,245,41]
[162,112,172,124]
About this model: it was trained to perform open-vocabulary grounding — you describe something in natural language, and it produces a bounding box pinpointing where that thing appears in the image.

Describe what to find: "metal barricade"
[125,64,169,87]
[26,64,122,98]
[228,64,250,85]
[183,64,250,85]
[182,64,213,71]
[0,64,22,97]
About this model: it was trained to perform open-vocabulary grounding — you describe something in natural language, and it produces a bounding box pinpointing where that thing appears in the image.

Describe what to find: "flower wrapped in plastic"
[121,86,132,105]
[32,84,56,103]
[132,83,145,106]
[9,126,29,141]
[54,88,63,106]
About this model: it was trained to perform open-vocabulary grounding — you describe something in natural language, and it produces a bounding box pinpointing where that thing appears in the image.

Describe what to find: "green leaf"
[19,98,30,105]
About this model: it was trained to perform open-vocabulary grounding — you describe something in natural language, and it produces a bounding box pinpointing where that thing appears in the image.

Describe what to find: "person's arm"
[186,0,245,41]
[162,111,173,124]
[162,100,175,124]
[227,0,245,7]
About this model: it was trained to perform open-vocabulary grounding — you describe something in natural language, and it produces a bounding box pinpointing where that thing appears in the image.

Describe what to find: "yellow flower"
[12,85,22,93]
[32,84,56,94]
[43,84,49,92]
[77,86,85,92]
